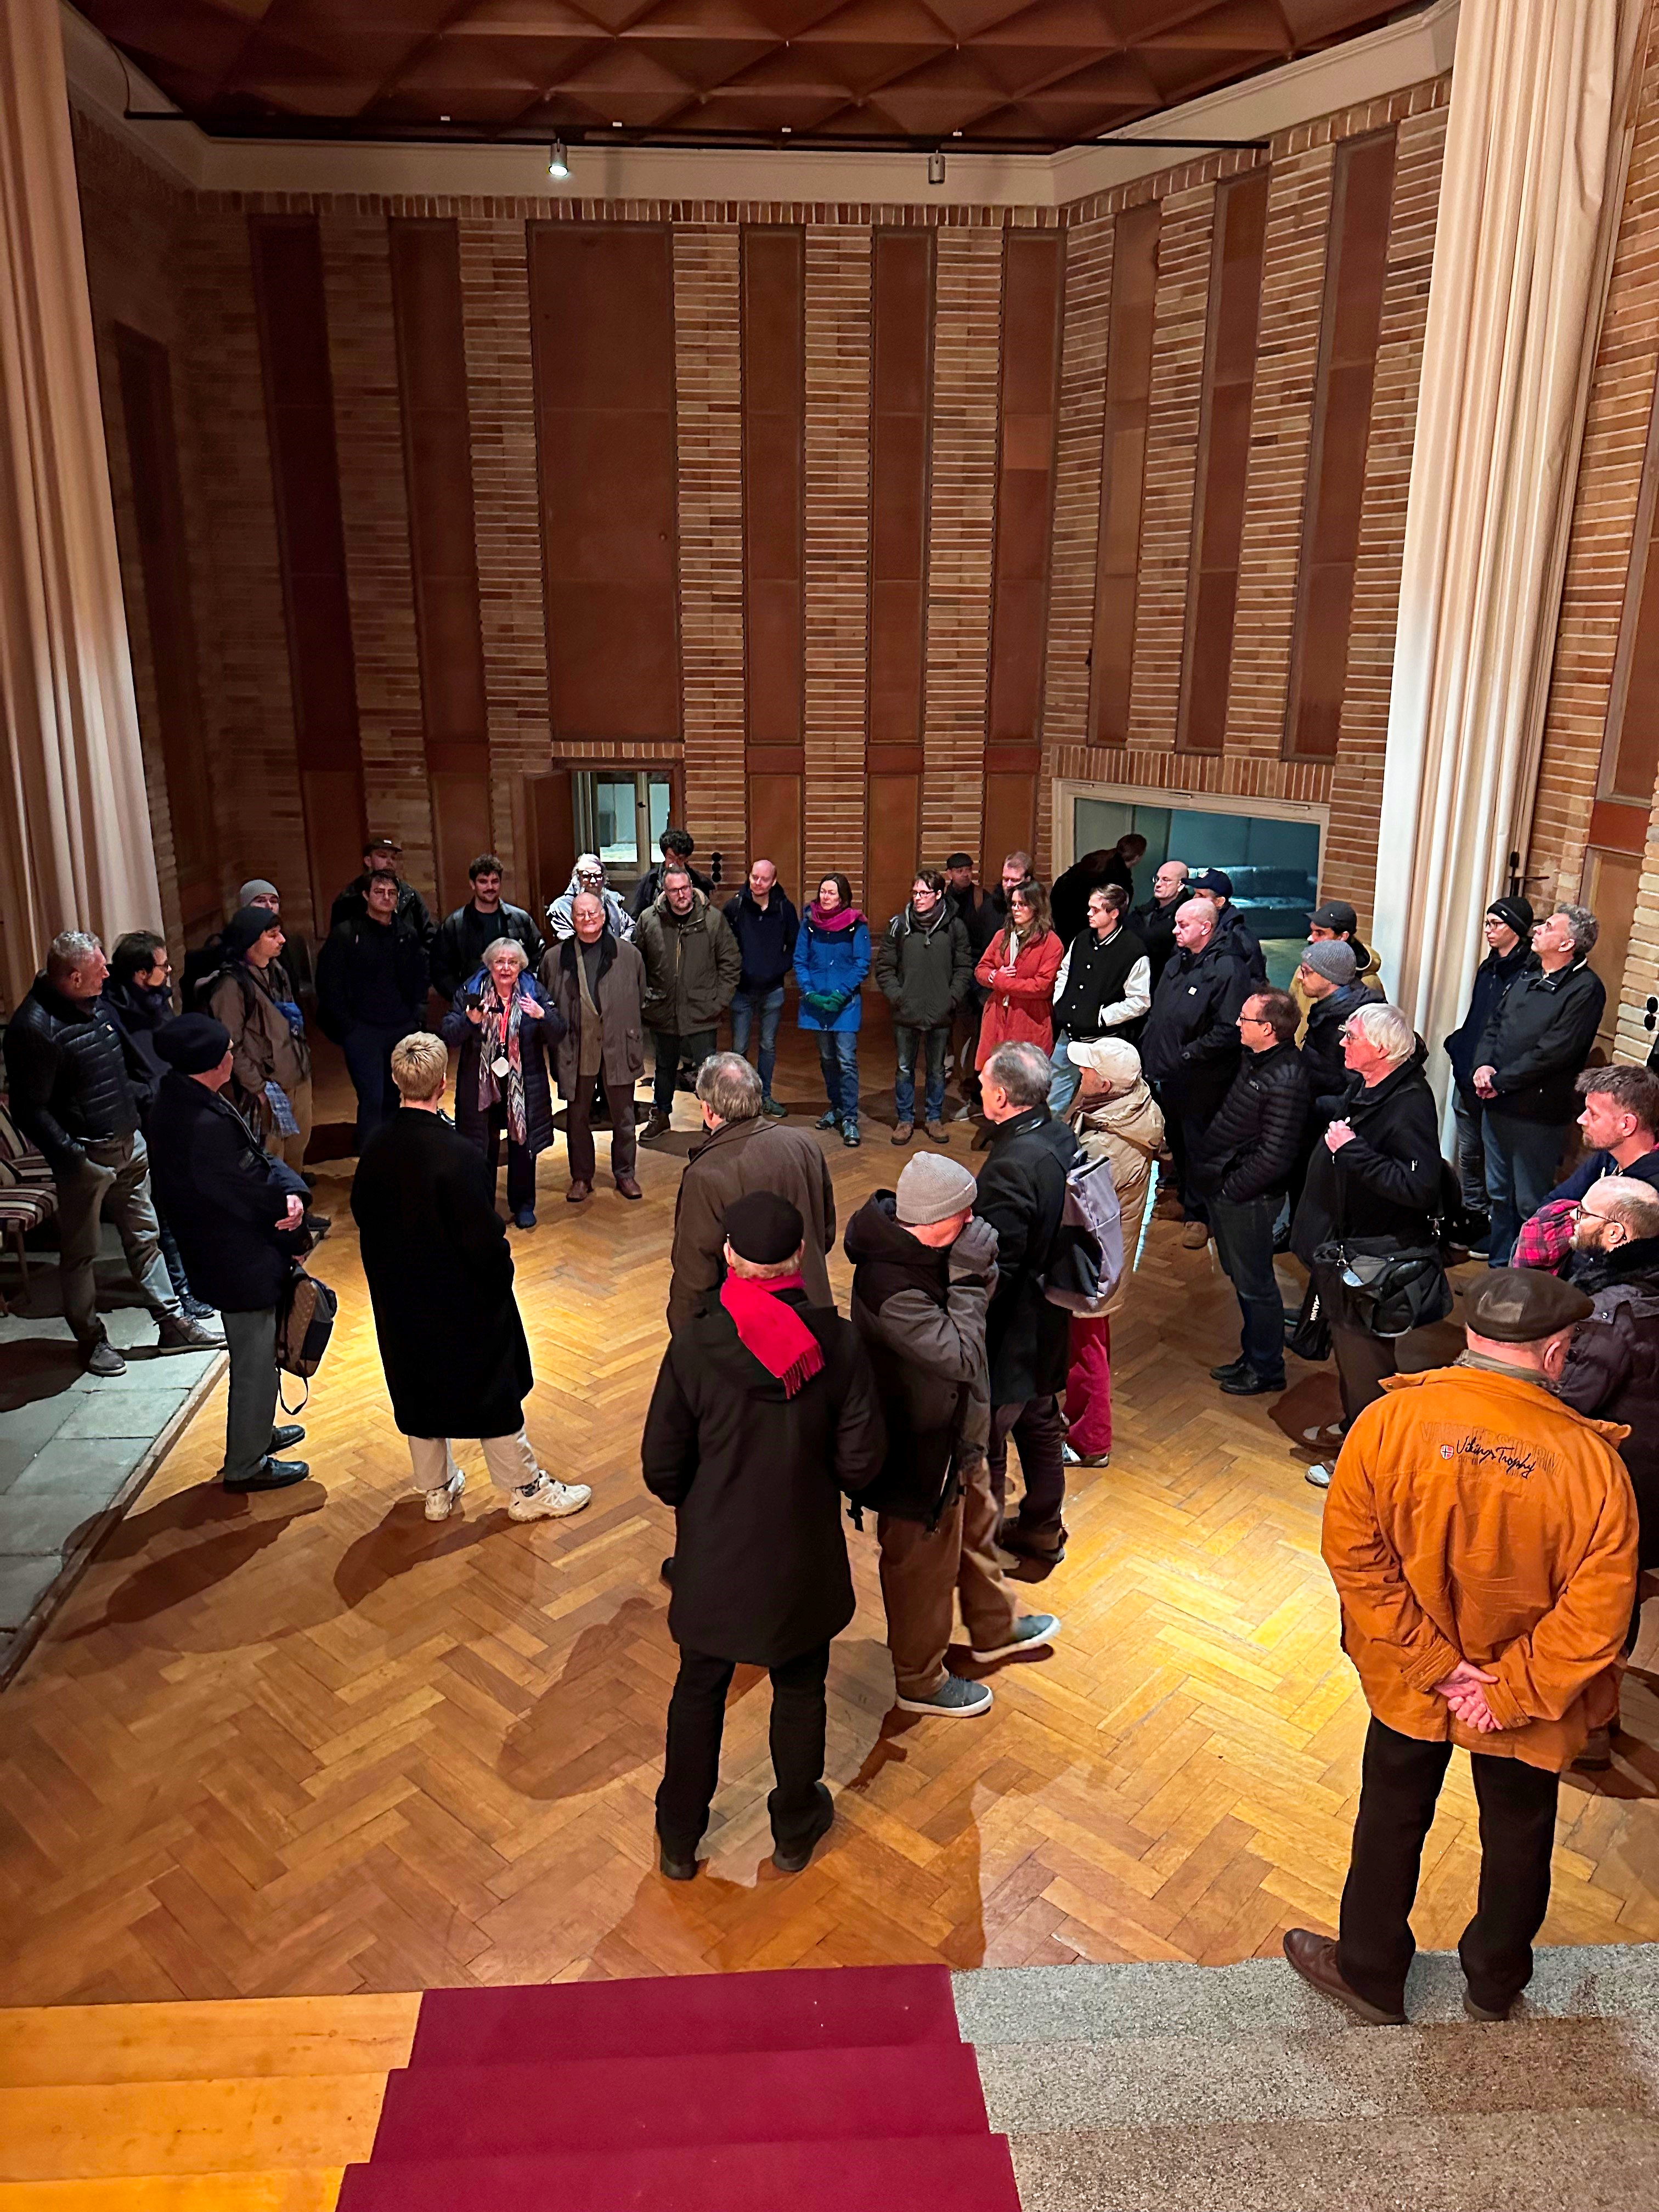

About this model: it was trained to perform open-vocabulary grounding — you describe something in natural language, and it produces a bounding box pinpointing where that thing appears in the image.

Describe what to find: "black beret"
[224,905,280,956]
[154,1013,231,1074]
[724,1190,804,1265]
[1462,1267,1592,1344]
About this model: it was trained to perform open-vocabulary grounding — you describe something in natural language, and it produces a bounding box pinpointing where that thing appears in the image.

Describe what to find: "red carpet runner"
[337,1962,1022,2209]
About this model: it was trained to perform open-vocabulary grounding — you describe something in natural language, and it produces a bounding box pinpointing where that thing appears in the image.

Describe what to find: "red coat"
[975,928,1064,1065]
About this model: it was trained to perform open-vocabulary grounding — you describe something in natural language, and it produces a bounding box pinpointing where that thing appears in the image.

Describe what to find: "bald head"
[1172,898,1216,953]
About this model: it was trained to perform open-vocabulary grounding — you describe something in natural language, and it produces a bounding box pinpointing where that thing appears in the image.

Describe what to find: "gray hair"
[46,929,101,981]
[1349,1001,1415,1067]
[983,1040,1051,1110]
[481,937,527,972]
[574,853,604,879]
[1554,903,1599,956]
[696,1050,763,1125]
[1590,1176,1659,1241]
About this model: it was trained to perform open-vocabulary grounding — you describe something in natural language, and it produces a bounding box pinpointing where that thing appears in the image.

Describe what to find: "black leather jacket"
[3,975,145,1172]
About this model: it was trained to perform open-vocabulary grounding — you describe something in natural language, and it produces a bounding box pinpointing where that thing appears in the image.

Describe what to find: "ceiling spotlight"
[547,137,569,179]
[928,149,945,186]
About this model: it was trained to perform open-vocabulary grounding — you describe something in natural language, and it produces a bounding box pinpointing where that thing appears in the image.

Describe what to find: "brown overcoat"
[668,1116,837,1332]
[540,933,647,1096]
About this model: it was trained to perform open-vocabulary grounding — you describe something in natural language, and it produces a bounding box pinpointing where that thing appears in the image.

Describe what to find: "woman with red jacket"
[974,878,1063,1087]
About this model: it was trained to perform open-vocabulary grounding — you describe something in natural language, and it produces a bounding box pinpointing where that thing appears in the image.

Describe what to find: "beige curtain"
[0,0,160,1011]
[1372,0,1649,1092]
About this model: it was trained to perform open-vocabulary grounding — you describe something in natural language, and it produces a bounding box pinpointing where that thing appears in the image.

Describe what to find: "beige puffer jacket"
[1068,1076,1165,1315]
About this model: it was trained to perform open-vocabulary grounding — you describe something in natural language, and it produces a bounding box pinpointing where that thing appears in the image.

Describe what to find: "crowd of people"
[4,818,1651,2008]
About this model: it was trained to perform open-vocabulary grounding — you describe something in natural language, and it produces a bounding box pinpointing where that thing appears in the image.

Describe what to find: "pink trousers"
[1065,1314,1111,1457]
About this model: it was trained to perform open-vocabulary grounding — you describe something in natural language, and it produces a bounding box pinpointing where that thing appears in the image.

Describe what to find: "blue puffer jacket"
[794,906,871,1032]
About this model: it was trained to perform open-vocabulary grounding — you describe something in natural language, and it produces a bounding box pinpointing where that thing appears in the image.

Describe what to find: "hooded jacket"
[845,1193,996,1521]
[1195,1041,1312,1206]
[875,901,973,1030]
[1322,1363,1637,1771]
[723,884,799,994]
[794,904,872,1032]
[1553,1235,1659,1566]
[1443,940,1538,1098]
[1209,902,1267,987]
[431,898,545,1000]
[206,957,311,1121]
[1290,1046,1442,1266]
[1291,936,1385,1037]
[642,1291,885,1667]
[1139,936,1248,1115]
[1476,959,1607,1125]
[635,888,742,1035]
[1066,1075,1164,1317]
[4,976,146,1172]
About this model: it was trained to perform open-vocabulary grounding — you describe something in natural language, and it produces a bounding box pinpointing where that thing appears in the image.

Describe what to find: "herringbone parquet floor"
[2,1041,1656,2005]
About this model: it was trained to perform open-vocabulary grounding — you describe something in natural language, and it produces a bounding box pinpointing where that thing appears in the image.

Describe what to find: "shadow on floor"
[332,1493,503,1609]
[65,1479,328,1637]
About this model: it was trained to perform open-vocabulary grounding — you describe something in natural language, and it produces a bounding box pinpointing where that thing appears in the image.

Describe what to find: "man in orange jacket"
[1285,1268,1637,2026]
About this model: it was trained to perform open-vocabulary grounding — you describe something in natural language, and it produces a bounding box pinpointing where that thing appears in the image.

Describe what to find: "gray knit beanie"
[895,1151,979,1227]
[1299,939,1358,986]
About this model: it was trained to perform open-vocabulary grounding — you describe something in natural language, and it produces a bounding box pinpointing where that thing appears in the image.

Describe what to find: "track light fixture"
[927,149,945,186]
[548,137,569,179]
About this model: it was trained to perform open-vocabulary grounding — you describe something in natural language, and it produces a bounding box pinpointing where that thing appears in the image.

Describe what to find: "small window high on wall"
[1055,781,1325,990]
[572,771,675,905]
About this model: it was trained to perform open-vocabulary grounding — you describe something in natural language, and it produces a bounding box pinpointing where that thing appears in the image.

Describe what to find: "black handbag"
[1313,1236,1452,1340]
[1285,1276,1332,1362]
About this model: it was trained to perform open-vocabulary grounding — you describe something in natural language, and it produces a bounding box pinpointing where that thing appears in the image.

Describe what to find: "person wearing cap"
[667,1052,836,1333]
[204,907,317,1187]
[239,880,315,1008]
[1186,869,1267,987]
[1296,939,1372,1118]
[1292,899,1385,1035]
[351,1032,590,1526]
[147,1014,311,1489]
[644,1189,884,1879]
[1139,898,1249,1247]
[317,872,431,1155]
[329,836,436,948]
[431,852,545,1003]
[1194,989,1311,1398]
[1442,897,1538,1245]
[1473,904,1606,1266]
[1284,1266,1637,2028]
[1061,1037,1165,1466]
[845,1154,1060,1719]
[1045,883,1151,1115]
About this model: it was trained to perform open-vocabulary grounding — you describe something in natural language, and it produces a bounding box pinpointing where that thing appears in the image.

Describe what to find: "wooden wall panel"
[1284,129,1398,759]
[1088,201,1160,747]
[982,770,1039,883]
[112,325,217,932]
[247,213,365,935]
[529,224,680,746]
[1177,167,1269,754]
[389,217,490,914]
[743,228,806,876]
[866,772,923,941]
[748,772,804,915]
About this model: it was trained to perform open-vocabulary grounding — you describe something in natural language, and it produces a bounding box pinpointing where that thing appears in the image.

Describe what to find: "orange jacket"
[1321,1363,1637,1771]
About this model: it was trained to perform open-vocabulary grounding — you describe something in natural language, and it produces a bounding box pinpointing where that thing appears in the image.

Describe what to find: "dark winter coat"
[973,1103,1080,1406]
[1051,859,1128,949]
[723,885,799,994]
[1130,894,1183,990]
[4,975,145,1172]
[1476,960,1607,1125]
[845,1194,996,1521]
[1303,983,1379,1118]
[1052,922,1150,1044]
[642,1291,885,1666]
[430,900,544,1005]
[635,889,742,1035]
[1139,938,1249,1118]
[874,902,972,1030]
[1207,902,1267,986]
[946,883,999,960]
[629,860,715,920]
[1554,1236,1659,1567]
[1291,1049,1442,1266]
[100,979,175,1115]
[438,971,564,1155]
[1194,1042,1312,1205]
[330,872,436,947]
[147,1073,308,1313]
[1550,1146,1659,1208]
[315,915,429,1042]
[1444,942,1538,1098]
[543,933,647,1094]
[668,1115,838,1331]
[350,1107,533,1438]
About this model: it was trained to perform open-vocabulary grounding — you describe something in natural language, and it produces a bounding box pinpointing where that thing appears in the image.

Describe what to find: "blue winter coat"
[439,969,565,1154]
[794,910,871,1033]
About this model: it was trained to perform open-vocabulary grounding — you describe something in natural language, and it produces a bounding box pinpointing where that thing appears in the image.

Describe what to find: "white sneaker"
[508,1473,592,1521]
[1306,1463,1333,1491]
[424,1468,465,1521]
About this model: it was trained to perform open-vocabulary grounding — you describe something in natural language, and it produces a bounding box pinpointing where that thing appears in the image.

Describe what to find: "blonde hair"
[482,937,528,973]
[390,1031,447,1101]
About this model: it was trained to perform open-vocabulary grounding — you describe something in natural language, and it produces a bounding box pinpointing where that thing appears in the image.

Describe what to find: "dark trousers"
[220,1306,280,1483]
[565,1079,639,1183]
[987,1393,1068,1547]
[343,1023,408,1154]
[656,1641,831,1856]
[1313,1256,1401,1429]
[1483,1111,1568,1267]
[1209,1193,1287,1378]
[953,1000,984,1106]
[894,1023,949,1124]
[1452,1090,1488,1217]
[479,1103,537,1214]
[1160,1095,1216,1224]
[1339,1718,1559,2016]
[650,1026,716,1114]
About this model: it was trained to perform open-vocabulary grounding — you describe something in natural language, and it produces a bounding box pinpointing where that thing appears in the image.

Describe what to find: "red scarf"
[719,1272,825,1398]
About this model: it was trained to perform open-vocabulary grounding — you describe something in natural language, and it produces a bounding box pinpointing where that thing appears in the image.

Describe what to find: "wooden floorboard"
[1,1041,1656,2003]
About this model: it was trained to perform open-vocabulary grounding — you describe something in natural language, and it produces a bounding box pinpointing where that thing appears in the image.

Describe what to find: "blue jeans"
[894,1024,948,1124]
[1482,1111,1567,1266]
[816,1031,860,1122]
[1209,1193,1287,1378]
[343,1023,408,1154]
[730,985,786,1098]
[1047,1031,1082,1114]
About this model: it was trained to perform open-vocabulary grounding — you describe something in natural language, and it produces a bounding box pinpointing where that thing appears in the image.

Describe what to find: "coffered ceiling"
[78,0,1418,150]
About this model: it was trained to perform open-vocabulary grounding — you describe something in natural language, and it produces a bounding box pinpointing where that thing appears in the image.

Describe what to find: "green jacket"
[636,890,742,1034]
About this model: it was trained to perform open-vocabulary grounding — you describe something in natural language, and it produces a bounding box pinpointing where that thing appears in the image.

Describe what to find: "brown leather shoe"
[614,1175,643,1201]
[891,1121,914,1146]
[566,1180,592,1203]
[1181,1220,1209,1249]
[1282,1929,1406,2025]
[925,1120,949,1142]
[1573,1725,1613,1771]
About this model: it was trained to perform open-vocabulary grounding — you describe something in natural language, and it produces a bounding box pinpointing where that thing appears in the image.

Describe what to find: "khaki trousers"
[407,1429,539,1494]
[877,1452,1017,1700]
[55,1132,178,1346]
[276,1075,313,1174]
